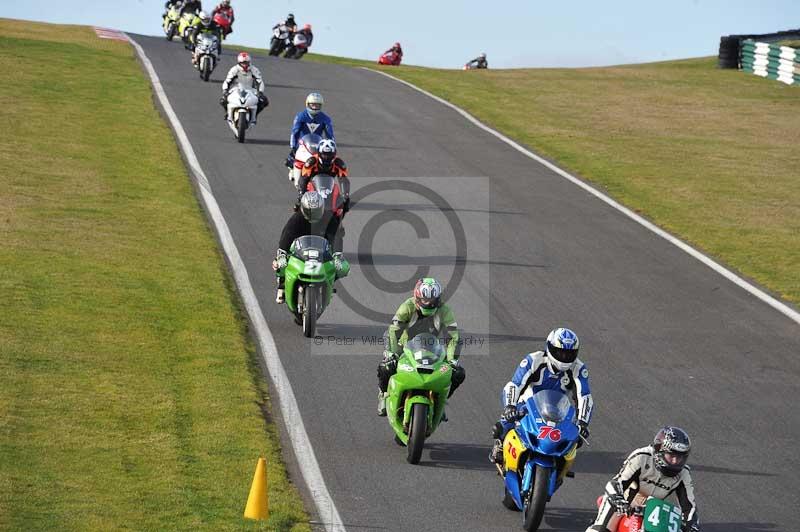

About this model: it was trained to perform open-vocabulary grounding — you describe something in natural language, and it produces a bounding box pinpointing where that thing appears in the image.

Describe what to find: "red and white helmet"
[237,52,251,71]
[304,23,312,31]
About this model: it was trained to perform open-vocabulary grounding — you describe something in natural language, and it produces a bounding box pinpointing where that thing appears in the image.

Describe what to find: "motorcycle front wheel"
[406,402,427,464]
[201,59,211,81]
[166,23,176,41]
[236,113,247,143]
[522,465,550,531]
[302,284,318,338]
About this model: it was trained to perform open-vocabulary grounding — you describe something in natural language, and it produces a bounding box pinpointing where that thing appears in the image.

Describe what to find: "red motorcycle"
[378,50,402,66]
[212,9,233,38]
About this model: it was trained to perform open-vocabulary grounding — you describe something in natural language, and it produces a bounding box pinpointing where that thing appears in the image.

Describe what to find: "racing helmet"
[653,426,691,477]
[480,52,487,59]
[300,191,324,222]
[237,51,251,71]
[304,23,312,31]
[221,0,230,6]
[305,92,324,116]
[394,42,401,49]
[545,328,580,372]
[318,139,337,166]
[286,13,295,23]
[414,278,442,317]
[198,11,211,26]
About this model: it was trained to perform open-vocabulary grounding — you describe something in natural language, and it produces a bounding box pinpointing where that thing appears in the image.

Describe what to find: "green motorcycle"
[386,333,453,464]
[282,235,337,338]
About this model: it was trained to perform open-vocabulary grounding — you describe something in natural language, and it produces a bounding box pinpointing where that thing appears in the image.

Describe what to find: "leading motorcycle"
[498,389,581,531]
[385,333,454,464]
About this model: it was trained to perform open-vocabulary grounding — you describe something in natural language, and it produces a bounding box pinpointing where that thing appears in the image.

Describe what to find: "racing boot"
[489,438,504,465]
[377,391,387,417]
[275,288,285,304]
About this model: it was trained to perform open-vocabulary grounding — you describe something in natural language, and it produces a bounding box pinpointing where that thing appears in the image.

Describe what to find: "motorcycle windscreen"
[297,133,323,161]
[290,235,332,262]
[531,389,573,423]
[406,333,444,368]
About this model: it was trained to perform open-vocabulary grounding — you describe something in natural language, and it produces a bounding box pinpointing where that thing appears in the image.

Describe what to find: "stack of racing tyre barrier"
[718,28,800,69]
[740,40,800,85]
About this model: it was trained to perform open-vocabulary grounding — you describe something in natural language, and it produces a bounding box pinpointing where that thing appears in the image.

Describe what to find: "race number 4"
[537,426,562,442]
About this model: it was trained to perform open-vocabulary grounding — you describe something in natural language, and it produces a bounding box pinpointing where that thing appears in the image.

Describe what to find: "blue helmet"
[545,327,580,372]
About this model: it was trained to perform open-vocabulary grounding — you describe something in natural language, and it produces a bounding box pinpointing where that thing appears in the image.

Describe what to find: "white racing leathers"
[586,446,699,532]
[221,64,265,95]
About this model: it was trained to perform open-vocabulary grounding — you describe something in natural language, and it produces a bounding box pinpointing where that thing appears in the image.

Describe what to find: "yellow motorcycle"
[162,6,180,41]
[178,11,199,49]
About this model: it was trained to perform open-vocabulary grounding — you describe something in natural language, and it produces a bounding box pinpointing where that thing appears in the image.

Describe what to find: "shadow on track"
[702,523,778,531]
[351,201,525,216]
[348,252,544,269]
[245,138,290,146]
[542,507,599,531]
[418,442,496,471]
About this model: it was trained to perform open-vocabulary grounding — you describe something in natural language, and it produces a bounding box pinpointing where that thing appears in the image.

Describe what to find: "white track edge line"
[362,67,800,326]
[129,36,346,532]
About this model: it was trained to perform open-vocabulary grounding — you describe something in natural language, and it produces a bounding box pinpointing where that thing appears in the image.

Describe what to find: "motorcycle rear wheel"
[522,465,550,531]
[406,402,427,464]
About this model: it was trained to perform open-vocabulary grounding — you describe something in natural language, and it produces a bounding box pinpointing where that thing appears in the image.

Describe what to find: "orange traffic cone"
[244,457,269,520]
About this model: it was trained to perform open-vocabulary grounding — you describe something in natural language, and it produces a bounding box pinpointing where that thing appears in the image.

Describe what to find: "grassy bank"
[0,18,308,531]
[301,53,800,305]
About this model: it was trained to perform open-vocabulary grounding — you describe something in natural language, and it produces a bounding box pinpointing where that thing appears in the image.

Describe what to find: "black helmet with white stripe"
[653,426,691,477]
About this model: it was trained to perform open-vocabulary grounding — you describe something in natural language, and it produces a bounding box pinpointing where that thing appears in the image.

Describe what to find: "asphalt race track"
[133,34,799,532]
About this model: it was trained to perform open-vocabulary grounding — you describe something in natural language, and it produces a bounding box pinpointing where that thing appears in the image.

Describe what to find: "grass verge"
[0,18,309,531]
[298,53,800,305]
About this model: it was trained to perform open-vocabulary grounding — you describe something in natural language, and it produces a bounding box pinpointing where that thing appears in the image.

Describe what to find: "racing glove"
[577,420,590,440]
[272,249,287,271]
[219,94,227,109]
[608,493,629,514]
[684,524,700,532]
[285,152,295,169]
[501,404,518,423]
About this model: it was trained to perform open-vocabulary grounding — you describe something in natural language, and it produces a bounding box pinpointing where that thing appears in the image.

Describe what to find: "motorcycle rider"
[377,278,465,416]
[211,0,234,36]
[286,93,335,170]
[178,0,202,15]
[274,13,297,33]
[296,139,349,209]
[489,328,593,465]
[382,42,403,65]
[586,427,700,532]
[219,52,269,123]
[272,191,349,304]
[190,11,222,62]
[298,23,313,48]
[465,52,488,69]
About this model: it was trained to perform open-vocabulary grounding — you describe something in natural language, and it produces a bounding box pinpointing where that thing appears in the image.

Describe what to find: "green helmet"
[414,278,442,317]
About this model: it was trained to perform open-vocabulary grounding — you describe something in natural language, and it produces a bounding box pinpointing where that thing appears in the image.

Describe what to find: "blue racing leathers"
[289,109,334,151]
[497,351,593,435]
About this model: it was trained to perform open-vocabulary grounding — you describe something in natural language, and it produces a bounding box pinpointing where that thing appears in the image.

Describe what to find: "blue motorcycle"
[499,389,582,531]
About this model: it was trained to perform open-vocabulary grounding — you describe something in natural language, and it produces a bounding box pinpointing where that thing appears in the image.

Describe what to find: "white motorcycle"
[288,133,322,188]
[284,33,309,59]
[269,24,291,56]
[226,84,259,143]
[194,33,219,82]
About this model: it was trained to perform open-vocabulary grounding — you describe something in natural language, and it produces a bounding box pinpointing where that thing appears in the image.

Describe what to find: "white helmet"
[198,11,211,26]
[306,92,323,116]
[545,327,580,372]
[480,52,487,59]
